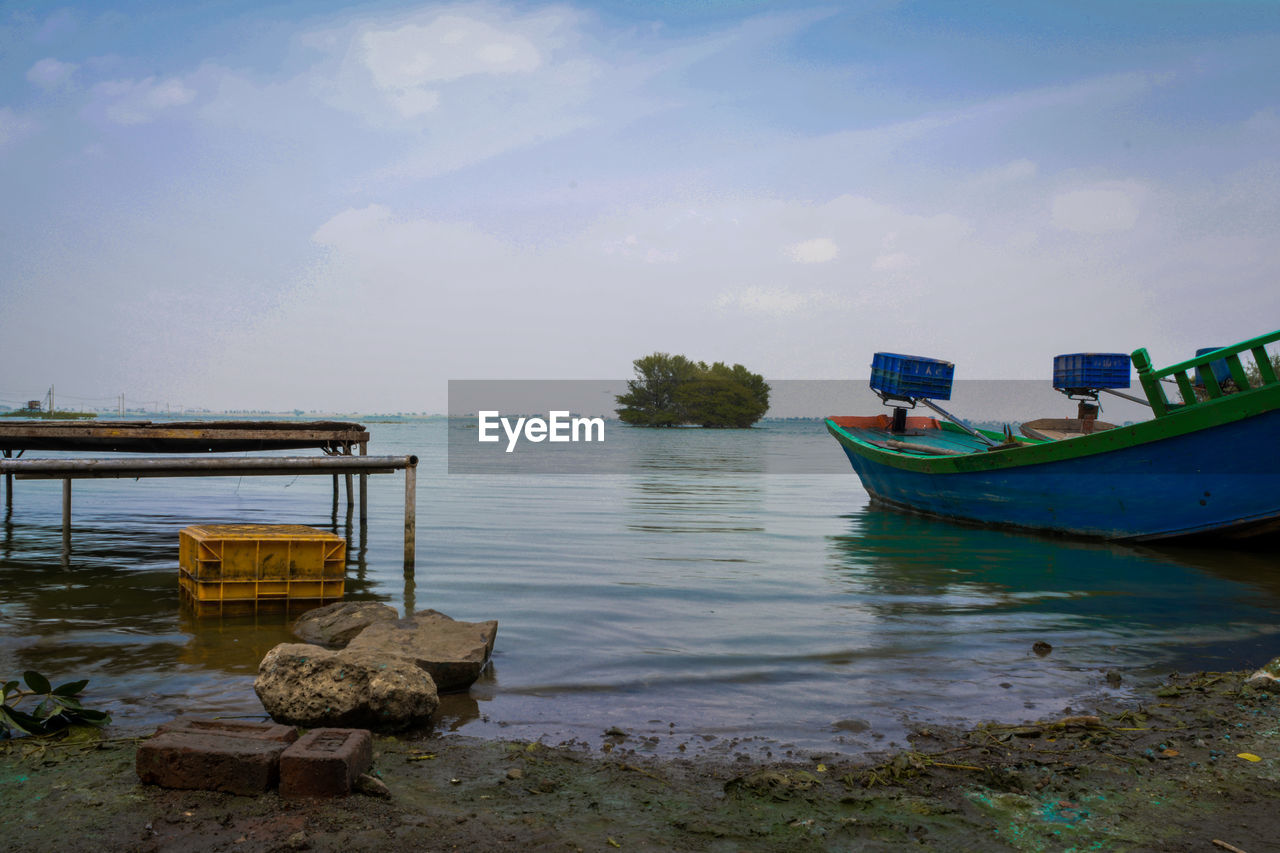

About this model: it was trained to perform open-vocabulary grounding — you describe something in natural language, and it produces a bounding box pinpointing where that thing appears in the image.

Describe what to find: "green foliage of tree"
[616,353,770,428]
[1244,351,1280,386]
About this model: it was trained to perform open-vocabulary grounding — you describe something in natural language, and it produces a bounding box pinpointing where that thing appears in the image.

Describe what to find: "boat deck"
[827,414,1027,457]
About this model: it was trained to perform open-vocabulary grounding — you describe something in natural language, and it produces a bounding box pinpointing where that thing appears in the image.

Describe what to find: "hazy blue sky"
[3,1,1278,412]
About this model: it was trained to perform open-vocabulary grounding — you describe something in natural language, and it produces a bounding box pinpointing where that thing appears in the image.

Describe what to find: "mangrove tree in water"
[615,353,771,427]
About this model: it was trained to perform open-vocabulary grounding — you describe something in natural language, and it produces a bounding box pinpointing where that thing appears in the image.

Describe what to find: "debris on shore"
[3,667,1277,852]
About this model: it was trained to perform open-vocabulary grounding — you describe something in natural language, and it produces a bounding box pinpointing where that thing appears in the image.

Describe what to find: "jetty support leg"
[62,478,71,556]
[359,441,368,528]
[4,449,11,509]
[403,462,416,572]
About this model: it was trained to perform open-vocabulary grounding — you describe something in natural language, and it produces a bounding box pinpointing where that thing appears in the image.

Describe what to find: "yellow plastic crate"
[179,570,344,617]
[179,523,345,581]
[177,524,346,616]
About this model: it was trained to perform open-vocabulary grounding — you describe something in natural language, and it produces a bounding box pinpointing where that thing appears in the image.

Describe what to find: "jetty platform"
[0,419,368,453]
[0,420,418,568]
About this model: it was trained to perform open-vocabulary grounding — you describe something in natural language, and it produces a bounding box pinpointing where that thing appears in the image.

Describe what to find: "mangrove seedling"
[1,671,110,738]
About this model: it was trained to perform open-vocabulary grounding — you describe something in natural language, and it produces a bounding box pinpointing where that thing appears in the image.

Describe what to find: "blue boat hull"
[832,406,1280,541]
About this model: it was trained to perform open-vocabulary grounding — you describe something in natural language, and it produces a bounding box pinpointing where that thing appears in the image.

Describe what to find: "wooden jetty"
[0,420,419,569]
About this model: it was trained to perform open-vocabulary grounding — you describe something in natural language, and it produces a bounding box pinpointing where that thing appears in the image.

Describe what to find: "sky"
[2,0,1278,413]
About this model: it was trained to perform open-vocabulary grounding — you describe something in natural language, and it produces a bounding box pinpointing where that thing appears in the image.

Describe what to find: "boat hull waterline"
[826,379,1280,542]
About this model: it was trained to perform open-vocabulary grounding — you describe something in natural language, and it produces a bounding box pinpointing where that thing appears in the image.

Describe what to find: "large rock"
[255,643,438,731]
[347,609,497,693]
[1247,656,1280,693]
[292,601,399,648]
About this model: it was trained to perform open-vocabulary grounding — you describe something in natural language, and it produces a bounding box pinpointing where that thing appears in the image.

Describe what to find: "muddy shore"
[3,669,1278,852]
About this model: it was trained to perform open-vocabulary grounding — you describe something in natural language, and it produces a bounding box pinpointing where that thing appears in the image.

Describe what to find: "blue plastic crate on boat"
[870,353,955,400]
[1194,347,1232,388]
[1052,353,1131,391]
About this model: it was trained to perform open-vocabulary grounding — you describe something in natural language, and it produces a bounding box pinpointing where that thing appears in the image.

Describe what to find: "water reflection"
[177,611,296,675]
[1139,541,1280,600]
[625,427,768,474]
[627,478,765,536]
[827,507,1280,667]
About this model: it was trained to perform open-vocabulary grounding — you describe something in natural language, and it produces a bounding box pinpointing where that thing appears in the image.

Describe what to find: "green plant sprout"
[1,671,110,738]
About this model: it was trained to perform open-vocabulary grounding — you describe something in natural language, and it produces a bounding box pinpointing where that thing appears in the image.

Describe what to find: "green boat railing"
[1132,329,1280,417]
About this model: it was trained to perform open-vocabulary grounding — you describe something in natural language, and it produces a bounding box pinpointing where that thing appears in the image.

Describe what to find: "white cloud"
[26,57,78,91]
[312,204,394,248]
[1051,181,1144,234]
[715,286,848,316]
[349,10,548,118]
[970,158,1038,187]
[871,252,914,271]
[93,76,196,124]
[361,14,542,86]
[786,237,838,264]
[0,108,36,146]
[604,233,679,263]
[310,204,514,278]
[1243,107,1280,134]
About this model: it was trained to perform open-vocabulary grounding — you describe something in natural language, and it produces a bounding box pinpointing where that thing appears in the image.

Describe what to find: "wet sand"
[3,668,1278,851]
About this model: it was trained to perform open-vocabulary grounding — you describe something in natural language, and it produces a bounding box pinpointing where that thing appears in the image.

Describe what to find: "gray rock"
[255,643,438,731]
[354,773,392,798]
[292,601,399,649]
[1246,656,1280,693]
[832,718,870,733]
[346,609,497,693]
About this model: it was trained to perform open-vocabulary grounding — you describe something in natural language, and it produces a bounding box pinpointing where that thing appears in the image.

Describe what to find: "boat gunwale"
[825,379,1280,475]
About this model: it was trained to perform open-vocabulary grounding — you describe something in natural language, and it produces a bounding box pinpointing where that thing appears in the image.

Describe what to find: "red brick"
[279,728,373,799]
[156,717,298,744]
[136,730,290,795]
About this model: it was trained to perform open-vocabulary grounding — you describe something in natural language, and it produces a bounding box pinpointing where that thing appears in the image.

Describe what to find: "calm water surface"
[2,420,1278,756]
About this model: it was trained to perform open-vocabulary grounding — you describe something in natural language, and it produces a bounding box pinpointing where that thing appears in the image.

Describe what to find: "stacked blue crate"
[871,353,955,401]
[1052,353,1131,392]
[1194,347,1232,388]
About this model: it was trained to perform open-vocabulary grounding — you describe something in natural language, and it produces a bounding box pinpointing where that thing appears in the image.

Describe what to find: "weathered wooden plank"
[1,455,410,479]
[0,427,368,441]
[0,420,369,456]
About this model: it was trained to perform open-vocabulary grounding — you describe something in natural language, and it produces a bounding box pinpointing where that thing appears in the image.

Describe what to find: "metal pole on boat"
[916,399,997,446]
[1099,388,1152,408]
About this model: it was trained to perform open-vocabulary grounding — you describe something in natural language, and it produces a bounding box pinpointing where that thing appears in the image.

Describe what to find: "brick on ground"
[136,718,298,796]
[279,728,373,799]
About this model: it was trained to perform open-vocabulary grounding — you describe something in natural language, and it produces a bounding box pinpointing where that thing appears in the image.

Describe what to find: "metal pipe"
[1099,388,1153,408]
[5,454,421,569]
[917,399,997,447]
[359,441,368,529]
[2,455,415,479]
[62,478,71,543]
[404,460,416,573]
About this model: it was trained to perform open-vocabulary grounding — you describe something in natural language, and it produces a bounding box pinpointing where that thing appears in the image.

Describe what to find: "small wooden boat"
[826,330,1280,541]
[1017,418,1116,442]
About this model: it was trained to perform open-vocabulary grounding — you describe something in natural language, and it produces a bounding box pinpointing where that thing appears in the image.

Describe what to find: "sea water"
[2,419,1278,756]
